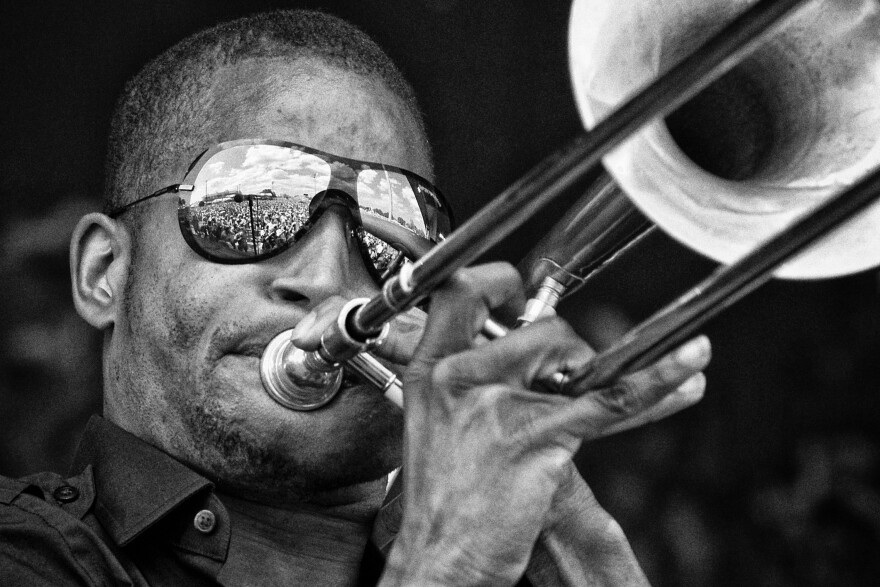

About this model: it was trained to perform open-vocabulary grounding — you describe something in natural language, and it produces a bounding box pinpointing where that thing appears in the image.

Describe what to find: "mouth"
[209,313,307,364]
[239,344,371,386]
[222,323,397,411]
[253,328,381,411]
[232,343,268,359]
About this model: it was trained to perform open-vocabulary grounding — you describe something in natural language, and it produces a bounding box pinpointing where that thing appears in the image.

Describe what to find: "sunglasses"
[109,139,453,282]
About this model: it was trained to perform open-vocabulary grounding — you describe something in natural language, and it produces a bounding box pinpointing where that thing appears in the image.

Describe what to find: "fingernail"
[290,311,317,344]
[675,335,711,368]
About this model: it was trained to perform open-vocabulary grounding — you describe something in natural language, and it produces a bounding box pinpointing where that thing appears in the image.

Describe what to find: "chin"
[180,374,404,500]
[301,382,404,482]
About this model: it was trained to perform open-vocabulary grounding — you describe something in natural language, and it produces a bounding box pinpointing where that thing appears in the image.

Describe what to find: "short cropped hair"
[104,9,430,214]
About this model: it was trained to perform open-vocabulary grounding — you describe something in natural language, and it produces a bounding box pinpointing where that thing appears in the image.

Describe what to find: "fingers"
[373,308,427,364]
[431,318,594,395]
[549,335,711,441]
[429,327,709,446]
[290,296,346,349]
[413,262,525,364]
[289,295,427,363]
[288,262,525,366]
[286,265,712,448]
[599,372,705,436]
[598,335,710,414]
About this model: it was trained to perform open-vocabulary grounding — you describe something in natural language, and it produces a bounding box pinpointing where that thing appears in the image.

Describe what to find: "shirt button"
[53,485,80,504]
[193,509,216,534]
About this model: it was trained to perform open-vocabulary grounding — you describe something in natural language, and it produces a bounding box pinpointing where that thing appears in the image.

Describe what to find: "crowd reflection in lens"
[181,193,402,274]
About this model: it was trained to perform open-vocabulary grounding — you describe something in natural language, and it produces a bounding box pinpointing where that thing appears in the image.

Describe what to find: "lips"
[232,341,271,358]
[219,320,402,401]
[221,325,299,362]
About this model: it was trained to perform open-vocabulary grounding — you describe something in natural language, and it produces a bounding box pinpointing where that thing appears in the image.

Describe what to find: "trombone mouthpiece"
[260,329,343,411]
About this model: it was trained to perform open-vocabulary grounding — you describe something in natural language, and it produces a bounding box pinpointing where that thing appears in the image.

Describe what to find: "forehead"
[201,57,432,180]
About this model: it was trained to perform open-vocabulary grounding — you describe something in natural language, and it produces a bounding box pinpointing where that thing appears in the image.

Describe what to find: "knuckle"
[645,363,675,390]
[509,405,579,459]
[527,317,596,365]
[636,354,688,394]
[451,263,524,303]
[429,357,454,389]
[597,519,628,547]
[444,271,483,305]
[430,356,471,398]
[596,379,645,416]
[544,317,581,341]
[490,261,523,288]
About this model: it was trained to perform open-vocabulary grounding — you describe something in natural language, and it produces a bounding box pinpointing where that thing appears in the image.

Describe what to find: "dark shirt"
[0,417,531,586]
[0,415,392,585]
[0,416,233,585]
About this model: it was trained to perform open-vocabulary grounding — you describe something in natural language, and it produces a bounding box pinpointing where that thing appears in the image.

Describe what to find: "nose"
[267,205,378,308]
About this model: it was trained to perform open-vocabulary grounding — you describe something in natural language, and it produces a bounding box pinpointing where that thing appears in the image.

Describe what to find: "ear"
[70,213,131,329]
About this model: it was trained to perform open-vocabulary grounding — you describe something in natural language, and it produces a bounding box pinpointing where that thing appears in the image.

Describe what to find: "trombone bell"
[569,0,880,278]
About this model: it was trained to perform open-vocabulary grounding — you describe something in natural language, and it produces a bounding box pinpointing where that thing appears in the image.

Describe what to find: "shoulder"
[0,469,131,586]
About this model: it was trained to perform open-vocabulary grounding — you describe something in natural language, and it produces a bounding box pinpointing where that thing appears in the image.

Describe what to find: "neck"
[217,480,386,586]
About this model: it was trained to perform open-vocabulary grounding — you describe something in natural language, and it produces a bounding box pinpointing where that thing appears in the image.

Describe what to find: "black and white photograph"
[1,1,879,585]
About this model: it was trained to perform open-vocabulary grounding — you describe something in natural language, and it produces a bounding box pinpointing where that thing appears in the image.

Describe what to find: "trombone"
[261,0,880,410]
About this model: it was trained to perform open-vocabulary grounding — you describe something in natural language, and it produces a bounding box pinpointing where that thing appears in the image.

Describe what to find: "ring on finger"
[549,369,571,394]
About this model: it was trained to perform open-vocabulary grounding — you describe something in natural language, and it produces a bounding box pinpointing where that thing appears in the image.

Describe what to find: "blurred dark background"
[2,1,878,585]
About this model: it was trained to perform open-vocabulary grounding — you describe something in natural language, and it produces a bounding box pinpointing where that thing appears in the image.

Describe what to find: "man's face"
[106,57,431,502]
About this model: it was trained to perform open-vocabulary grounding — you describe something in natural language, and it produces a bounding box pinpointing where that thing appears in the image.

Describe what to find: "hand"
[378,263,709,585]
[290,295,428,370]
[526,461,650,586]
[291,263,709,585]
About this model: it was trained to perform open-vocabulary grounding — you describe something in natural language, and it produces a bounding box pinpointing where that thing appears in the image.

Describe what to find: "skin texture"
[295,266,710,585]
[71,52,713,585]
[89,58,430,504]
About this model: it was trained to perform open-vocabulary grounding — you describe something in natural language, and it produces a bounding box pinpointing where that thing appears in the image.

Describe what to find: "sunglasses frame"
[108,139,453,278]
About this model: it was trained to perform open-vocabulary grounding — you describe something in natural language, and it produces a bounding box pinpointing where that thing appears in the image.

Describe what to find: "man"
[0,9,710,585]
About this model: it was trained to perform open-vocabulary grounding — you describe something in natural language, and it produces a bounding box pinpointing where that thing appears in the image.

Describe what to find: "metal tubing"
[348,0,809,341]
[571,165,880,390]
[267,0,815,409]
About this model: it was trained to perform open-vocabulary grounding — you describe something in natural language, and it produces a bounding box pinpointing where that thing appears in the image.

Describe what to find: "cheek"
[120,263,237,443]
[164,277,219,351]
[124,254,221,381]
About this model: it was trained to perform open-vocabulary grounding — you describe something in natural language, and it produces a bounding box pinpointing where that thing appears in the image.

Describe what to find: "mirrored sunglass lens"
[178,144,332,259]
[354,168,440,270]
[359,231,406,277]
[355,168,430,239]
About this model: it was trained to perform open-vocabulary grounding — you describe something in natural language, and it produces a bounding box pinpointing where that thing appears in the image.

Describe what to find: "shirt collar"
[70,415,219,547]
